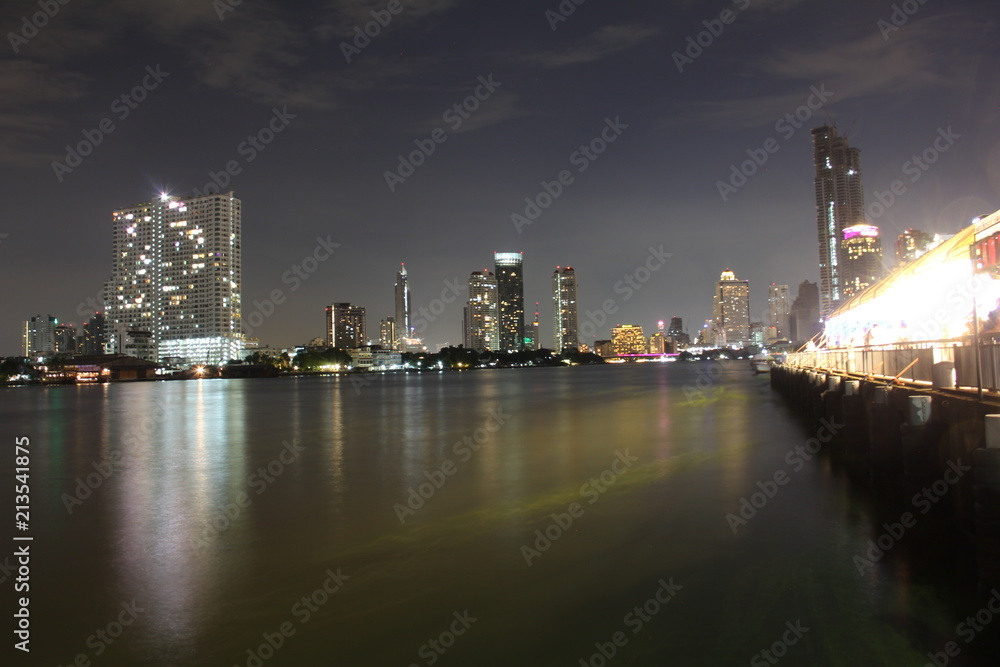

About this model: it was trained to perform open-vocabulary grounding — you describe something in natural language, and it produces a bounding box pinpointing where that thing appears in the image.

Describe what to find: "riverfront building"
[552,266,579,351]
[841,224,885,301]
[466,269,499,352]
[712,269,750,347]
[611,325,645,355]
[104,192,242,365]
[326,303,367,349]
[495,252,525,352]
[394,264,411,351]
[813,125,867,319]
[768,284,791,342]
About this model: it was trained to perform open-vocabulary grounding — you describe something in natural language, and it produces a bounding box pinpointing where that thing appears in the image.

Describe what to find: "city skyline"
[1,1,996,356]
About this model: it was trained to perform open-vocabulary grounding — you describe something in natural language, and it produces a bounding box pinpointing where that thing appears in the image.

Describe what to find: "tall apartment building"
[813,125,867,319]
[767,284,791,341]
[712,269,750,347]
[380,317,396,350]
[552,266,579,351]
[494,252,525,352]
[790,280,821,342]
[23,315,57,357]
[841,224,884,301]
[326,303,367,349]
[104,192,242,364]
[466,269,499,352]
[394,264,411,351]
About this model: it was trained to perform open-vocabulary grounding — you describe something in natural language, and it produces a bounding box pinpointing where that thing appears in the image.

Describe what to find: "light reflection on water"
[2,361,996,666]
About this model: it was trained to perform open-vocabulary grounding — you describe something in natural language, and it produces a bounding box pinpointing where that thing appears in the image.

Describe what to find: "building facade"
[712,269,750,347]
[790,280,821,342]
[380,317,396,350]
[466,269,499,353]
[841,224,884,301]
[494,252,525,352]
[104,192,242,364]
[394,264,410,351]
[81,312,106,355]
[326,303,367,349]
[611,325,645,355]
[813,125,867,319]
[767,284,791,342]
[895,228,933,266]
[552,266,579,351]
[23,315,57,357]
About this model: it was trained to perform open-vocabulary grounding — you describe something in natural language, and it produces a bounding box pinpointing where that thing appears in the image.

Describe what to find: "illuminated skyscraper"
[813,125,866,319]
[494,252,525,352]
[767,284,791,341]
[105,191,242,364]
[611,325,645,355]
[380,317,396,350]
[326,303,366,348]
[552,266,578,351]
[23,315,56,357]
[712,269,750,347]
[895,228,933,266]
[394,264,411,351]
[466,269,499,352]
[842,224,885,300]
[530,304,541,351]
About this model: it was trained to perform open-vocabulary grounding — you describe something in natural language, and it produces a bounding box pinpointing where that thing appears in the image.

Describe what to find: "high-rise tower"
[841,225,884,300]
[326,303,366,348]
[767,284,791,341]
[812,125,866,319]
[494,252,525,352]
[104,192,242,364]
[466,269,499,352]
[712,269,750,347]
[394,264,410,351]
[552,266,578,351]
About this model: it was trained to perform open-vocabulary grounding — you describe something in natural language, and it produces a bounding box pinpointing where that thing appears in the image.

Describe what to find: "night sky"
[2,0,998,355]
